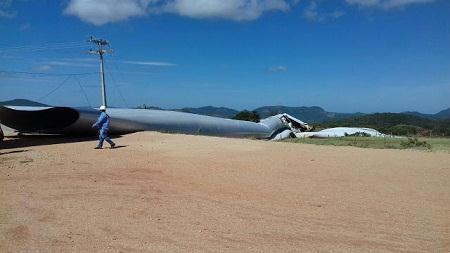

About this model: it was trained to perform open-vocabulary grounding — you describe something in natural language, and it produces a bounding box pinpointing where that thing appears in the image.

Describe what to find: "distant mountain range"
[401,109,450,120]
[176,106,239,119]
[435,108,450,119]
[181,105,450,122]
[1,99,449,122]
[0,99,49,107]
[252,106,364,123]
[180,105,450,122]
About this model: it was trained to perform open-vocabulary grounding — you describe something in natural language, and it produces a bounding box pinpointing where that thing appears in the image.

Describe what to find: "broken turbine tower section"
[0,106,312,140]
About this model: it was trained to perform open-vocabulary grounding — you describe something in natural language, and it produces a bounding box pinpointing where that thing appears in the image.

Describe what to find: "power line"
[0,41,85,50]
[37,76,73,102]
[0,70,98,76]
[73,76,92,108]
[107,67,129,108]
[0,41,87,53]
[108,53,130,108]
[0,45,87,53]
[35,75,94,107]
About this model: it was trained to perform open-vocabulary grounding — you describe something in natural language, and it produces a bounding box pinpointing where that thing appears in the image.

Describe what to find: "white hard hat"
[99,105,106,111]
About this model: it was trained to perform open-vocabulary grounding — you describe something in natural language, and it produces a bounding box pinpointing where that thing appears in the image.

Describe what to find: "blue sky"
[0,0,449,113]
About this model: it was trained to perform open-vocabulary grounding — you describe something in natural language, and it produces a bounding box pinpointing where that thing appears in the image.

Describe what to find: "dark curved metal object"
[0,106,80,133]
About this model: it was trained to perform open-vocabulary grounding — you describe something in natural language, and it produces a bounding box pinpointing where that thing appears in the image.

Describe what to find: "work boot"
[110,143,116,149]
[94,146,102,149]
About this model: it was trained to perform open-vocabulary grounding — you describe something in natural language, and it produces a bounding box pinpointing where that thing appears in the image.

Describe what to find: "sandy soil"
[1,132,449,252]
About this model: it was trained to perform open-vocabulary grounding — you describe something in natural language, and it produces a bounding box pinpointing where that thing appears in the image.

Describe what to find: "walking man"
[92,105,116,149]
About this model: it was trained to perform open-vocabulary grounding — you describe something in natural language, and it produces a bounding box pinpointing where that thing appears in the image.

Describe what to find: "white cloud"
[0,9,15,18]
[303,1,344,22]
[32,59,173,72]
[0,0,16,18]
[116,60,176,66]
[162,0,290,21]
[269,65,288,72]
[345,0,380,7]
[47,61,96,68]
[345,0,435,9]
[63,0,438,25]
[381,0,435,9]
[31,60,95,73]
[61,58,98,62]
[64,0,291,25]
[35,64,53,72]
[64,0,153,26]
[19,23,31,31]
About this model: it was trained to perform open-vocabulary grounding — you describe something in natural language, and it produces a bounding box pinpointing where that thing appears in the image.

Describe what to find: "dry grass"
[286,136,450,152]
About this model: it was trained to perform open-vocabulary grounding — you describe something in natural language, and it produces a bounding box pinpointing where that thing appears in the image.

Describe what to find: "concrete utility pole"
[88,36,111,108]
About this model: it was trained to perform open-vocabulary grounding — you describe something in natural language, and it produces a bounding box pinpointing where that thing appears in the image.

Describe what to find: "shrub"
[233,111,260,122]
[390,124,423,136]
[400,137,431,149]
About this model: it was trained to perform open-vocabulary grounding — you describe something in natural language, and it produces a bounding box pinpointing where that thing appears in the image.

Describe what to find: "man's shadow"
[0,134,124,150]
[111,145,127,149]
[0,149,29,156]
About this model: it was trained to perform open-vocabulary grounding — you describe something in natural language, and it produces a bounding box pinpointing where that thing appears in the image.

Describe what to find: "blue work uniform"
[92,111,115,148]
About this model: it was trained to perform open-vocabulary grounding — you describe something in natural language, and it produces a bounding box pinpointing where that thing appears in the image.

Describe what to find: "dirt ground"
[1,132,449,252]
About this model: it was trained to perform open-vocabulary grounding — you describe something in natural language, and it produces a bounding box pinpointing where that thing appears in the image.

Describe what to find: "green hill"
[402,108,450,120]
[401,111,435,120]
[177,106,239,118]
[253,106,361,123]
[435,108,450,120]
[319,113,450,137]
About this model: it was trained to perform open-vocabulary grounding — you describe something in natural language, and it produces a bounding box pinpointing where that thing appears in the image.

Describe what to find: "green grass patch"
[285,137,450,152]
